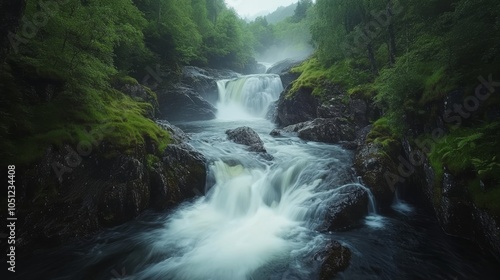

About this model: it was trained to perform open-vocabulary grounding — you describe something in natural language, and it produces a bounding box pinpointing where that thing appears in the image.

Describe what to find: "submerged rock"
[316,241,352,280]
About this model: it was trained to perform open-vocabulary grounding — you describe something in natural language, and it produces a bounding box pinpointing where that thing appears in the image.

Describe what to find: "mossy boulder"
[117,81,160,119]
[354,141,400,210]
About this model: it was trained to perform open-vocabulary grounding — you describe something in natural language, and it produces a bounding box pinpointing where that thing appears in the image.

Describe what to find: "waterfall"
[216,74,283,119]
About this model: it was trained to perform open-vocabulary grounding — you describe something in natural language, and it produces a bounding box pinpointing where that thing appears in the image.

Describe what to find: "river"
[14,74,500,280]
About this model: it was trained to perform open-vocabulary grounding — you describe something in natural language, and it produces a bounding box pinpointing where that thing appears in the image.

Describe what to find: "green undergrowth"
[288,57,373,99]
[366,117,399,153]
[429,121,500,215]
[0,64,170,166]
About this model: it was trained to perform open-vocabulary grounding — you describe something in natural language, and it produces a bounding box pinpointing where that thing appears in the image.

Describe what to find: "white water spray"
[216,74,283,120]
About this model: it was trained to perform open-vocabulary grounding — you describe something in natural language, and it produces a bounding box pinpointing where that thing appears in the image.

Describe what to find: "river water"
[15,75,500,280]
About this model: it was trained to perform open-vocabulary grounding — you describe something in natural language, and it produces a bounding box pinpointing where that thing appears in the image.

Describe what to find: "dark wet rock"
[266,100,278,121]
[226,126,267,153]
[274,78,374,137]
[270,128,282,137]
[339,141,358,150]
[157,85,217,121]
[402,139,500,261]
[321,185,369,231]
[266,59,303,89]
[16,124,207,253]
[276,87,319,126]
[181,66,239,105]
[316,241,352,280]
[283,118,356,144]
[267,59,301,74]
[354,142,400,210]
[162,144,207,202]
[243,61,267,75]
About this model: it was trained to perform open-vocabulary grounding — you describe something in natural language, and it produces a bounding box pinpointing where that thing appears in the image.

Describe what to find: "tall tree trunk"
[387,0,397,65]
[367,42,378,75]
[0,0,27,62]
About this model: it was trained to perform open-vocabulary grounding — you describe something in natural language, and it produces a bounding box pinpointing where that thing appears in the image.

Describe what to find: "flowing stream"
[16,74,500,280]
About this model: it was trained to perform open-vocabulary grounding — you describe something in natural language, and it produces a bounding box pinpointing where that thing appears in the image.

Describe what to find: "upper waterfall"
[216,74,283,119]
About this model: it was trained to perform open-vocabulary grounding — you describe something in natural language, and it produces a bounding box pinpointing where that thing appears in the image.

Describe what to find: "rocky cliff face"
[155,66,239,121]
[402,139,500,261]
[16,115,207,254]
[273,80,375,149]
[273,65,500,260]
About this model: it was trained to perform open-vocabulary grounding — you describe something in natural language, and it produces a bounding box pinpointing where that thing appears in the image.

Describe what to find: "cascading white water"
[216,74,283,119]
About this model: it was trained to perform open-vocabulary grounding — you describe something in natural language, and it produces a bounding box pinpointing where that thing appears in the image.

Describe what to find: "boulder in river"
[316,240,352,280]
[320,185,369,231]
[226,126,267,153]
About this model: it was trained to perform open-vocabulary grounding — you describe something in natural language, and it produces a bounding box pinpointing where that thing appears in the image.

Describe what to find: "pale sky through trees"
[225,0,299,18]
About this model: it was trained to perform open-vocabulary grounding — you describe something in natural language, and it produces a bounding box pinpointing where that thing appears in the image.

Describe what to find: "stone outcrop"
[282,118,356,144]
[401,139,500,261]
[157,84,217,121]
[266,59,303,89]
[354,141,400,211]
[181,66,239,105]
[316,241,352,280]
[320,185,369,231]
[226,126,267,153]
[276,87,319,127]
[16,122,207,253]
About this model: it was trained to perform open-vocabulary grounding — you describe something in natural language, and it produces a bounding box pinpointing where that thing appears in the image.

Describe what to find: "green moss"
[146,154,161,170]
[288,57,373,99]
[348,83,377,101]
[428,121,500,214]
[0,63,171,166]
[468,178,500,217]
[366,117,398,148]
[419,66,456,104]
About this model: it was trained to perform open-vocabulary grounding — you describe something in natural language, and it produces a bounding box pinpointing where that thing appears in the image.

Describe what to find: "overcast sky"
[225,0,299,18]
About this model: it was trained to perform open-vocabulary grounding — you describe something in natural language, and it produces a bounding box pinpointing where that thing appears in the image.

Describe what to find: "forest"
[1,0,500,279]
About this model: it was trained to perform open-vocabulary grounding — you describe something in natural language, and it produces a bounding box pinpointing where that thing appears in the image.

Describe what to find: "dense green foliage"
[0,0,262,165]
[292,0,500,213]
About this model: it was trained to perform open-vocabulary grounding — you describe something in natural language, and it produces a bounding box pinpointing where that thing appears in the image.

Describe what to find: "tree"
[292,0,313,22]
